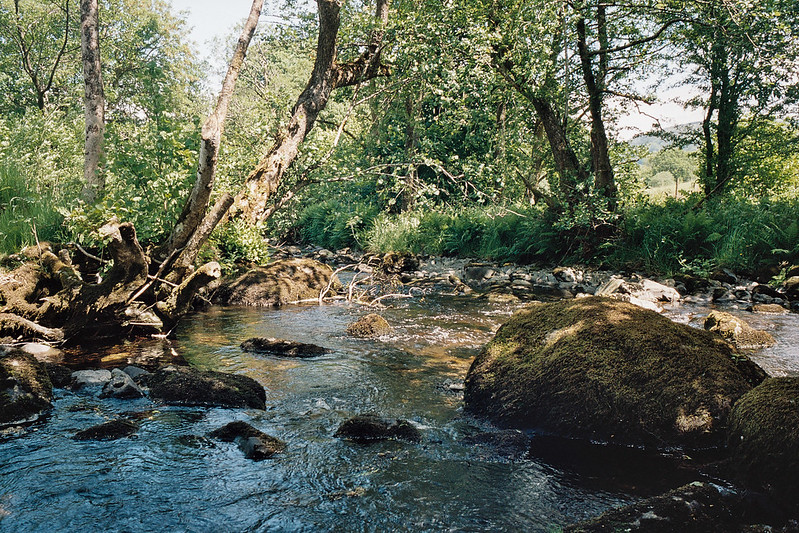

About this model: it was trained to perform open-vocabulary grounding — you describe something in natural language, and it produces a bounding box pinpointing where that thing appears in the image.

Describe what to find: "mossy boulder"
[380,251,419,275]
[0,349,53,427]
[212,258,339,306]
[704,310,777,349]
[728,377,799,512]
[464,297,766,448]
[147,366,266,409]
[346,314,391,338]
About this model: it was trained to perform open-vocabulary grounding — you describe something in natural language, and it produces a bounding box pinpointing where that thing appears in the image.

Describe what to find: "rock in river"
[209,421,286,460]
[99,368,145,399]
[240,337,330,358]
[346,314,391,338]
[73,419,138,441]
[212,258,339,306]
[147,366,266,410]
[335,413,421,443]
[704,310,777,349]
[0,349,53,427]
[464,297,766,449]
[728,377,799,513]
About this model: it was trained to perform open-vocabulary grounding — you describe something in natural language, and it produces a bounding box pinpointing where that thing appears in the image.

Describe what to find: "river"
[1,293,796,532]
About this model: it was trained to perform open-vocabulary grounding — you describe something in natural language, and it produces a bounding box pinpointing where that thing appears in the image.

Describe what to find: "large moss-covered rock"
[728,377,799,512]
[464,297,766,448]
[147,366,266,409]
[0,349,53,427]
[346,314,391,338]
[212,258,339,306]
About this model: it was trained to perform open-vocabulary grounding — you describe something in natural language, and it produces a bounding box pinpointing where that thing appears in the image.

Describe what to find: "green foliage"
[294,199,380,251]
[210,220,271,268]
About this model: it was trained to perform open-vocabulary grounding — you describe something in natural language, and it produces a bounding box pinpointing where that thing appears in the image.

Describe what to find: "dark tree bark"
[234,0,390,223]
[80,0,106,203]
[576,7,616,209]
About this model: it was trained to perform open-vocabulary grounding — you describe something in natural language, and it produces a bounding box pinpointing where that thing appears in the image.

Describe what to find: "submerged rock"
[728,377,799,513]
[0,350,53,427]
[462,429,531,459]
[565,482,745,532]
[212,258,339,306]
[73,419,138,441]
[99,368,145,399]
[464,297,766,448]
[704,310,777,349]
[209,421,286,460]
[147,366,266,409]
[240,337,330,358]
[335,413,421,443]
[346,314,391,338]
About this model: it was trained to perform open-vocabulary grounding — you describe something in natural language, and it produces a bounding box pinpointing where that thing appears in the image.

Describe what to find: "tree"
[0,0,75,111]
[79,0,105,203]
[233,0,390,223]
[670,0,799,197]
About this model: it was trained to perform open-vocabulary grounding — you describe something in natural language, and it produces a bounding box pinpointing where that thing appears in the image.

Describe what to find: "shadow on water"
[1,293,797,532]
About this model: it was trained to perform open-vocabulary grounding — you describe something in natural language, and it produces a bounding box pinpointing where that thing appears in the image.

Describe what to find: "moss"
[464,297,765,448]
[728,377,799,512]
[212,258,340,306]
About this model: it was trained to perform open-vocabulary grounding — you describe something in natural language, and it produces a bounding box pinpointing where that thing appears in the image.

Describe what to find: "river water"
[1,294,797,532]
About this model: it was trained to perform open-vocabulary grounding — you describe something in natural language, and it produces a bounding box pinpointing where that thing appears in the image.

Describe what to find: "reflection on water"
[1,294,797,532]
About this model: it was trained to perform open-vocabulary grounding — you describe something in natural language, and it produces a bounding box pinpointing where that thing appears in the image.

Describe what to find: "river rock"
[212,258,340,306]
[704,310,777,349]
[595,277,680,311]
[209,421,286,460]
[346,314,391,338]
[240,337,330,358]
[380,251,420,274]
[73,419,138,441]
[99,368,144,399]
[71,369,112,390]
[784,276,799,300]
[728,377,799,513]
[122,365,151,383]
[44,363,74,388]
[146,366,266,409]
[19,342,62,362]
[464,297,766,448]
[564,482,752,532]
[335,413,421,443]
[0,350,53,427]
[750,303,788,315]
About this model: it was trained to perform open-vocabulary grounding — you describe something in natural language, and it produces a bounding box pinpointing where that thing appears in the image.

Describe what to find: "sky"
[167,0,702,139]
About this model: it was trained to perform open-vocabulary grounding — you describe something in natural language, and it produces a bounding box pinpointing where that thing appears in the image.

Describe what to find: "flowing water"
[1,294,797,532]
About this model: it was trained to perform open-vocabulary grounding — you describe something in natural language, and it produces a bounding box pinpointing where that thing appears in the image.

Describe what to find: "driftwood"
[0,222,221,345]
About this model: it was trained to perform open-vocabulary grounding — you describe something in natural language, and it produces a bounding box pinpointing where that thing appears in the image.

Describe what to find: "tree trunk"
[576,8,616,209]
[159,0,264,266]
[234,0,390,223]
[80,0,105,203]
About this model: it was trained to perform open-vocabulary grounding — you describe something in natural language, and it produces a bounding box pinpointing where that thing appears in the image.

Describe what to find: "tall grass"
[292,195,799,276]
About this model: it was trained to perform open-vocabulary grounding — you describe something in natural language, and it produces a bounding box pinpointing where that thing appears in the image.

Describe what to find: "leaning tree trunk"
[80,0,105,204]
[233,0,390,223]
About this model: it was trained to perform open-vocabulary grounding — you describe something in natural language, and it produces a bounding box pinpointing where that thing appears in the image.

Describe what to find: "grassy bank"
[291,197,799,278]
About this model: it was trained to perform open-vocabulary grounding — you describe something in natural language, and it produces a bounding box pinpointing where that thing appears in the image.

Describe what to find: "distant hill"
[629,122,701,153]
